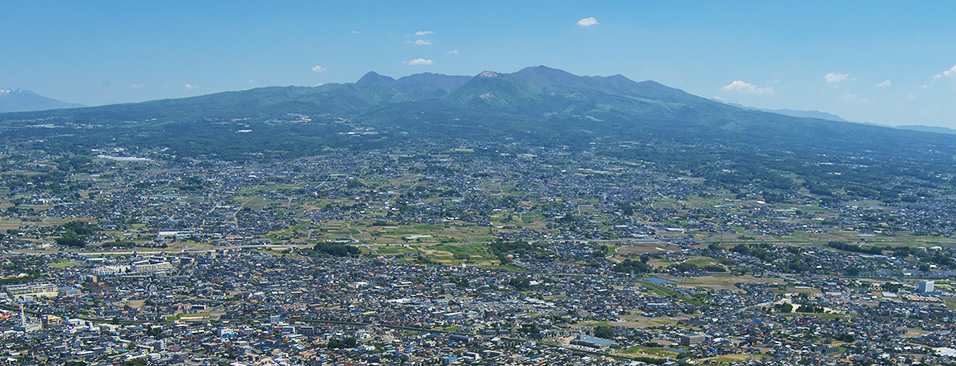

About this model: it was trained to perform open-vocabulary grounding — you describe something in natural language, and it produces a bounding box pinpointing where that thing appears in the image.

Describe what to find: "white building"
[131,260,174,274]
[5,283,58,299]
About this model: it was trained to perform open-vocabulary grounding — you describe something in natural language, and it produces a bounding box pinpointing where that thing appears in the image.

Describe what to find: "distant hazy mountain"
[719,101,848,122]
[1,65,954,166]
[896,125,956,135]
[0,89,83,113]
[769,109,848,122]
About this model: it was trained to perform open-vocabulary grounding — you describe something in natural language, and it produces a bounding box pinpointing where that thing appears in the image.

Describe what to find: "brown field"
[653,274,779,292]
[616,241,677,256]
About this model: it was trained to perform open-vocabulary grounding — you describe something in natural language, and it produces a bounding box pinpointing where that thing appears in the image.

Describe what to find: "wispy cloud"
[721,80,774,95]
[446,50,459,55]
[312,65,327,72]
[933,64,956,80]
[577,17,599,26]
[825,72,848,83]
[405,58,433,66]
[129,83,144,89]
[185,84,200,90]
[413,39,431,46]
[839,93,871,103]
[876,80,891,88]
[415,30,434,36]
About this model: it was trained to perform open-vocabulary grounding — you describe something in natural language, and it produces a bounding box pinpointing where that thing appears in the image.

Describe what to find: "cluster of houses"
[0,246,951,365]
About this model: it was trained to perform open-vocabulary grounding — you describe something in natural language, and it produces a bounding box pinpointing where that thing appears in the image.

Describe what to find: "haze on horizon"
[4,0,956,129]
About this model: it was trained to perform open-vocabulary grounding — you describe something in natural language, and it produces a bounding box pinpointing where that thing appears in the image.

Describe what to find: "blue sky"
[4,1,956,128]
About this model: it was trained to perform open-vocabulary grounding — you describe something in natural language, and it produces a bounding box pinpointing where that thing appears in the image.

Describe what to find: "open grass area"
[615,346,684,358]
[641,281,682,298]
[48,261,79,269]
[655,274,777,292]
[0,221,21,230]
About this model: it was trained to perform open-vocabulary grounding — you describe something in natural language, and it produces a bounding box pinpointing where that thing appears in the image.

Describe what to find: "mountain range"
[1,66,954,168]
[0,89,83,113]
[718,101,849,122]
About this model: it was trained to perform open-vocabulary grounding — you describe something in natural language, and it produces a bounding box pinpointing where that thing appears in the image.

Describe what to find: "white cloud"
[415,30,434,36]
[825,72,848,83]
[876,80,891,88]
[413,39,431,46]
[405,58,433,66]
[185,84,199,90]
[721,80,774,95]
[839,93,871,103]
[129,83,144,89]
[351,30,359,34]
[446,50,459,55]
[577,17,599,26]
[933,65,956,81]
[944,64,956,77]
[312,65,327,72]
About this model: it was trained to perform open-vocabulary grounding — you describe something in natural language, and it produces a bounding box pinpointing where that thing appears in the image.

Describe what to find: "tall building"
[681,333,708,346]
[918,280,935,293]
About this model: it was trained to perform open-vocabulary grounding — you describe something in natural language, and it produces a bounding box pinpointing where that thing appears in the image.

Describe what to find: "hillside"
[1,66,954,174]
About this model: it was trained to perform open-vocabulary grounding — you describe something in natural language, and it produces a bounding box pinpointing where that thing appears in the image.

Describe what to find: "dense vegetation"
[311,242,361,257]
[612,258,651,274]
[54,220,97,248]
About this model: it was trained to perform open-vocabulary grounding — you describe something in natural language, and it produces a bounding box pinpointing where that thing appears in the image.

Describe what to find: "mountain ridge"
[718,101,850,122]
[1,66,954,166]
[0,88,84,113]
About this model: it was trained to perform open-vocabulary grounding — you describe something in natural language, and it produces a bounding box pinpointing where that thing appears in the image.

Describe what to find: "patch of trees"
[101,240,137,248]
[327,337,357,349]
[612,258,650,274]
[311,242,360,257]
[54,220,98,248]
[795,304,825,313]
[834,333,855,342]
[731,243,778,262]
[413,255,439,265]
[518,323,540,334]
[593,325,614,339]
[881,283,903,292]
[773,303,793,313]
[508,278,531,291]
[56,155,95,173]
[490,240,532,264]
[786,258,809,272]
[826,241,883,255]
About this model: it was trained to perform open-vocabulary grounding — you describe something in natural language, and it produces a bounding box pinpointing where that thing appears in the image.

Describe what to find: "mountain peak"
[0,88,83,113]
[0,89,29,96]
[515,65,573,76]
[355,71,396,86]
[478,71,499,78]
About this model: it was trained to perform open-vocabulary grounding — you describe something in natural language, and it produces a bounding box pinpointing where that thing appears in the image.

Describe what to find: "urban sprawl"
[2,142,956,366]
